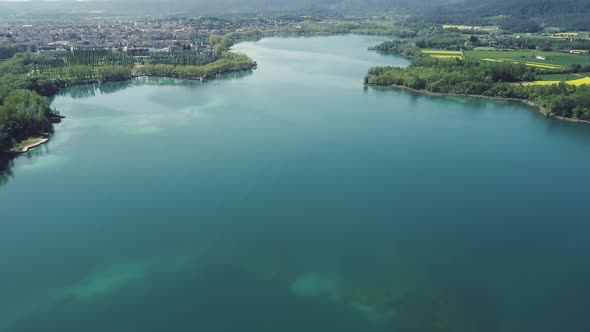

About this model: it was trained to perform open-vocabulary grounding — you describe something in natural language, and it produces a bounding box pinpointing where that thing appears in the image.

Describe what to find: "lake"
[2,35,590,332]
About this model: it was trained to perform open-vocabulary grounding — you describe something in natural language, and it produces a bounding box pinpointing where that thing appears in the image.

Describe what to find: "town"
[0,15,299,57]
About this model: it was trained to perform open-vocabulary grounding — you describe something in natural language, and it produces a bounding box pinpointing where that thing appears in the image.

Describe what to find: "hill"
[424,0,590,32]
[0,0,459,18]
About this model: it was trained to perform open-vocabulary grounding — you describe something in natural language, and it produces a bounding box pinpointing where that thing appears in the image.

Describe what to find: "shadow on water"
[0,146,52,188]
[542,115,590,139]
[0,154,14,187]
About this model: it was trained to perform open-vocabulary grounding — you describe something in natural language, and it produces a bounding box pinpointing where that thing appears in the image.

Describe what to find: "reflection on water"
[0,155,13,186]
[59,70,254,100]
[0,69,254,185]
[0,145,53,188]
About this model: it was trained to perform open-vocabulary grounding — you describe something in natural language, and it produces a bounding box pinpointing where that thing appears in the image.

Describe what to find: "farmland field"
[422,49,463,59]
[464,50,590,68]
[422,49,462,55]
[478,57,564,69]
[442,24,479,30]
[522,76,590,86]
[431,55,463,59]
[538,72,590,81]
[442,24,498,31]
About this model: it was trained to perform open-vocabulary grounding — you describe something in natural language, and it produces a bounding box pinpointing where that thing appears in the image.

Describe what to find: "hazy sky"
[0,0,464,17]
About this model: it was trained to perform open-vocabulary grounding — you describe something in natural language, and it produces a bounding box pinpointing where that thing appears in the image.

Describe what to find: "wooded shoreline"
[4,64,256,155]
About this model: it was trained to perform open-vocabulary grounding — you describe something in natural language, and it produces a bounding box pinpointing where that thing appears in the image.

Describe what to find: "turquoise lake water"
[2,35,590,332]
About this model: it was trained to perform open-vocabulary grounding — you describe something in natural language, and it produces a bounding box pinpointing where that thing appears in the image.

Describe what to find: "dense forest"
[365,55,590,121]
[148,53,216,67]
[138,52,254,80]
[369,32,468,55]
[0,55,58,152]
[0,46,19,60]
[0,90,54,153]
[423,0,590,32]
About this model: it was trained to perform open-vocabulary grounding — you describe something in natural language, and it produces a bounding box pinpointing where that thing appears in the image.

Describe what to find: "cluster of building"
[0,18,226,56]
[30,43,215,57]
[0,15,297,57]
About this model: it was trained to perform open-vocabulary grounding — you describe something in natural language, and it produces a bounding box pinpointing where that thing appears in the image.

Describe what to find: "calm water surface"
[2,35,590,332]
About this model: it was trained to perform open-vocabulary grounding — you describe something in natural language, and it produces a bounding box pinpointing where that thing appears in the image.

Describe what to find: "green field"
[464,50,590,68]
[522,76,590,86]
[537,72,590,80]
[422,49,463,59]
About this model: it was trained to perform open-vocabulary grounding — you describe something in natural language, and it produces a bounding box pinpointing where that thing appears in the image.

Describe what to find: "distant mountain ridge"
[424,0,590,31]
[0,0,460,17]
[1,0,589,31]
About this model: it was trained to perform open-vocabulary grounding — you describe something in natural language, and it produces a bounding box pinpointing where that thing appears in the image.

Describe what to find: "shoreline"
[4,64,257,156]
[59,62,257,88]
[367,83,590,126]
